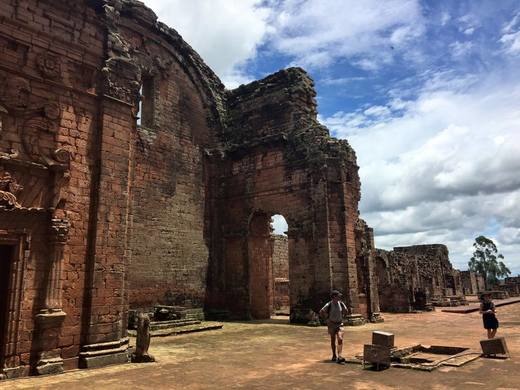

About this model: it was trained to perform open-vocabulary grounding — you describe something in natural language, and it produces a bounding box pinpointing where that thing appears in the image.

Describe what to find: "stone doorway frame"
[0,231,29,377]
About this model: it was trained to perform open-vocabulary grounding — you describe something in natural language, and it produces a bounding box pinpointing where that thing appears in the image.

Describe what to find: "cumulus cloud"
[268,0,425,70]
[323,72,520,273]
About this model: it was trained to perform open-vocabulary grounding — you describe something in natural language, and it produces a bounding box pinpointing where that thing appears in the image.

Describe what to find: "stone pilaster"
[34,217,69,375]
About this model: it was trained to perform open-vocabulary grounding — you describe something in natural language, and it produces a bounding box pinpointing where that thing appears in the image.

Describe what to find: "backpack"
[325,300,347,316]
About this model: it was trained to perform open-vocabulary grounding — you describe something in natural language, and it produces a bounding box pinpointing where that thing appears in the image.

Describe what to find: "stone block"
[363,344,391,369]
[480,337,509,356]
[372,331,394,348]
[36,357,64,375]
[345,314,366,326]
[2,365,29,379]
[79,352,129,369]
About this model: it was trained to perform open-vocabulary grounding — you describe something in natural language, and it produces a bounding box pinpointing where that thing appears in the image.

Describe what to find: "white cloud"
[141,1,426,83]
[440,12,451,26]
[500,31,520,55]
[363,105,391,117]
[457,14,479,36]
[320,76,366,86]
[500,12,520,55]
[324,73,520,273]
[503,12,520,34]
[269,0,425,70]
[142,0,272,87]
[449,41,473,58]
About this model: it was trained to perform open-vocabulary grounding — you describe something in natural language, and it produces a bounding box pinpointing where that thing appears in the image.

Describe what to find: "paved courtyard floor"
[2,304,520,390]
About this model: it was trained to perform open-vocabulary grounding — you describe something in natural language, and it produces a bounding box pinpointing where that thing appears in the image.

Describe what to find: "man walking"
[319,290,348,363]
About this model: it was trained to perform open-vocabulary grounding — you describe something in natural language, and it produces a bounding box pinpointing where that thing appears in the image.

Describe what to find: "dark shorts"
[483,314,499,330]
[327,320,344,335]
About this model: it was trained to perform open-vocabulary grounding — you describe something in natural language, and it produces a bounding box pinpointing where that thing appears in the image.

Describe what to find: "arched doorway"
[248,213,290,319]
[271,215,289,316]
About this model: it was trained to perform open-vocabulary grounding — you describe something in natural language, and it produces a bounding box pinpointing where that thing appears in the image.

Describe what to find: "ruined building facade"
[374,245,465,312]
[0,0,380,378]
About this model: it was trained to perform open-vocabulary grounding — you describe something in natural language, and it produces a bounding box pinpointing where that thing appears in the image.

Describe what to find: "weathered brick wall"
[272,235,289,279]
[0,0,107,375]
[272,235,289,310]
[207,69,379,323]
[119,20,218,310]
[375,245,462,312]
[0,0,383,377]
[460,271,478,294]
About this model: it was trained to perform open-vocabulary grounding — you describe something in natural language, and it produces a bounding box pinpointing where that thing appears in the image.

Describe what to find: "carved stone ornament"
[36,52,61,80]
[50,218,70,243]
[102,57,141,104]
[53,148,72,164]
[0,170,23,209]
[21,116,58,165]
[20,102,73,167]
[0,75,31,109]
[44,102,61,120]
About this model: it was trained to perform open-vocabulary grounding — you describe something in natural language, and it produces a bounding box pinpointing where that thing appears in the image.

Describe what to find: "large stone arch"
[205,69,380,324]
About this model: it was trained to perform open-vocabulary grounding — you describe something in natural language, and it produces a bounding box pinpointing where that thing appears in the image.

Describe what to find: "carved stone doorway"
[0,245,13,370]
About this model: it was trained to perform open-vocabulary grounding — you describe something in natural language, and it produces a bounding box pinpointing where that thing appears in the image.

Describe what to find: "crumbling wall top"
[393,244,449,254]
[94,0,227,128]
[219,68,358,170]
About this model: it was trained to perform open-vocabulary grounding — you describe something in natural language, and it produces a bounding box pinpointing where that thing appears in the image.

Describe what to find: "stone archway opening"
[247,212,290,320]
[270,214,289,317]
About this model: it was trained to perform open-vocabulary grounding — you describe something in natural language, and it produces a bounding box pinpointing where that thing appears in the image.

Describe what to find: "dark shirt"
[481,301,495,316]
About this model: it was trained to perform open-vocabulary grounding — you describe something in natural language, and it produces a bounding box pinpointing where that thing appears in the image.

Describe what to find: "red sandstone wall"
[207,69,373,322]
[119,22,216,310]
[272,235,289,311]
[0,0,105,373]
[272,235,289,279]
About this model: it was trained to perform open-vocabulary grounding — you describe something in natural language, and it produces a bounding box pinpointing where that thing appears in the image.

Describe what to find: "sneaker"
[331,356,337,362]
[337,356,346,363]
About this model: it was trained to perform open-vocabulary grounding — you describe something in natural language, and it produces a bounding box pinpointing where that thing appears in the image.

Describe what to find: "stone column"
[34,217,69,375]
[43,218,69,313]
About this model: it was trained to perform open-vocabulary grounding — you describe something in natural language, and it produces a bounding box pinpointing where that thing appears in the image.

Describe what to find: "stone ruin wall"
[375,245,466,312]
[272,235,289,311]
[0,0,124,376]
[460,270,484,295]
[118,5,221,311]
[0,0,226,376]
[204,69,380,322]
[0,0,381,378]
[499,276,520,297]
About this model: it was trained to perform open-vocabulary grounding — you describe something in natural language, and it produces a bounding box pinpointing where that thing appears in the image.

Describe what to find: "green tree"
[468,235,511,290]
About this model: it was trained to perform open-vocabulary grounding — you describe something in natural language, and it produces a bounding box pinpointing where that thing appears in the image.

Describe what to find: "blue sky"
[143,0,520,275]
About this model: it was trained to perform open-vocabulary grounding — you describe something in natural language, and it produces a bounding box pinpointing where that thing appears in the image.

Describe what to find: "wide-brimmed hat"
[330,290,342,298]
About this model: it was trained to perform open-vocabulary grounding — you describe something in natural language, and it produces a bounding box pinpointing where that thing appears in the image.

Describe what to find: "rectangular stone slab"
[480,337,509,356]
[363,344,391,366]
[372,331,395,348]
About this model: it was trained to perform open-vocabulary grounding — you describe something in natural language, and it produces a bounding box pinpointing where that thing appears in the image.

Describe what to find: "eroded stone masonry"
[0,0,382,378]
[374,245,485,312]
[1,0,499,380]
